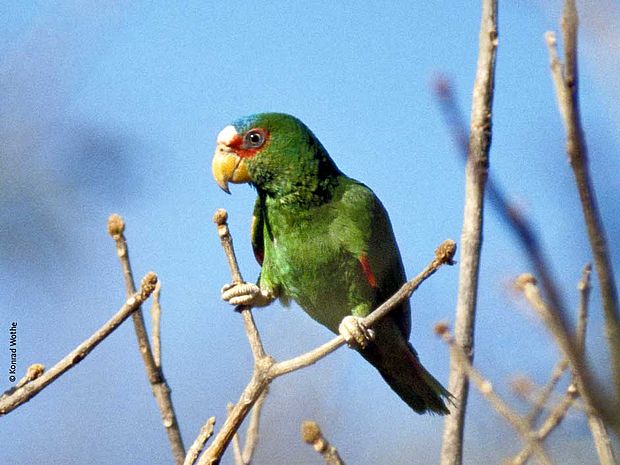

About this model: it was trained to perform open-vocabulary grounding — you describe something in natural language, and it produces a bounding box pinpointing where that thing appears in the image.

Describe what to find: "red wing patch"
[358,254,377,289]
[253,249,264,266]
[251,214,264,265]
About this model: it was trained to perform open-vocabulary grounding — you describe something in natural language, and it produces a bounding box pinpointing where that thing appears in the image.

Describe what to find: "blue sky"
[1,1,618,464]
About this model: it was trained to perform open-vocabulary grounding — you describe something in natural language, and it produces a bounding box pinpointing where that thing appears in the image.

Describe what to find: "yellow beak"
[212,145,251,193]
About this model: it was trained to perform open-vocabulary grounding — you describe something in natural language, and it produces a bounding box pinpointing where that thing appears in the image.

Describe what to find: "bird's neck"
[253,144,342,207]
[258,171,340,208]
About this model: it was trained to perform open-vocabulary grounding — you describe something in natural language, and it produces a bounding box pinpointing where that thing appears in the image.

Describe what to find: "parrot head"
[212,113,340,197]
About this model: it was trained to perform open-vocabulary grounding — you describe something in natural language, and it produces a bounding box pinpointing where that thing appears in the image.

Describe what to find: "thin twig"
[0,273,158,415]
[228,403,244,465]
[512,373,585,414]
[213,209,267,362]
[107,214,186,464]
[524,360,570,428]
[267,337,345,378]
[508,384,579,465]
[575,265,617,464]
[576,263,592,355]
[199,371,267,465]
[227,390,266,465]
[586,416,617,465]
[435,324,555,465]
[151,281,163,368]
[577,264,616,465]
[184,417,216,465]
[242,388,268,464]
[440,1,498,465]
[194,211,456,465]
[512,374,586,414]
[546,0,620,414]
[301,420,346,465]
[536,384,578,443]
[515,274,594,409]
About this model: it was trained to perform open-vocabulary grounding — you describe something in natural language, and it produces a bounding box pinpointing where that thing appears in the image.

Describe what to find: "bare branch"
[242,388,268,464]
[440,1,498,465]
[199,371,268,465]
[512,373,586,415]
[524,360,570,428]
[586,416,618,465]
[184,418,216,465]
[576,265,617,465]
[301,420,346,465]
[546,0,620,412]
[0,273,158,415]
[515,275,594,406]
[151,281,163,368]
[536,385,578,444]
[213,209,267,362]
[516,275,618,462]
[576,263,592,354]
[227,389,266,465]
[436,324,555,465]
[108,214,186,464]
[228,403,244,465]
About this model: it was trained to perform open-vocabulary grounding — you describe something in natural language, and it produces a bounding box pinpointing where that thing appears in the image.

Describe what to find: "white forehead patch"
[217,125,238,145]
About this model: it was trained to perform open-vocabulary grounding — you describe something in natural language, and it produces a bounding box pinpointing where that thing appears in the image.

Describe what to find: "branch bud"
[435,240,457,265]
[140,272,159,300]
[301,420,321,445]
[434,321,450,336]
[514,273,537,290]
[26,363,45,381]
[107,214,125,239]
[212,209,228,226]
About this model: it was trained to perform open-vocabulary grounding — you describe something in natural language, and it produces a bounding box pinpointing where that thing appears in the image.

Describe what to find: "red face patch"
[227,128,270,159]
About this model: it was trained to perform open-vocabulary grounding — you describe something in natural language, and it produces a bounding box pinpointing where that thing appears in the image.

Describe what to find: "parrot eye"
[244,129,266,148]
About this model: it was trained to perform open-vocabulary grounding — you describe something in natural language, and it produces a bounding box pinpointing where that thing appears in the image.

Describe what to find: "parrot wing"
[331,179,411,339]
[251,195,265,266]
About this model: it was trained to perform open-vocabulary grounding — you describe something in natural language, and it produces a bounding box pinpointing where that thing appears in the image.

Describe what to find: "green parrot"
[212,113,451,414]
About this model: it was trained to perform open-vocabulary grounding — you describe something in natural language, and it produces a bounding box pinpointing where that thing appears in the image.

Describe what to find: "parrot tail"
[363,340,453,415]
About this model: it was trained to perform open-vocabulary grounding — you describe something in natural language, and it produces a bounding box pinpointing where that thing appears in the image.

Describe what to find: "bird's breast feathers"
[259,198,377,332]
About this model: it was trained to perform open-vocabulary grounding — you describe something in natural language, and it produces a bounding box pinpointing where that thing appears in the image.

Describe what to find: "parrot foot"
[221,282,275,307]
[338,316,375,350]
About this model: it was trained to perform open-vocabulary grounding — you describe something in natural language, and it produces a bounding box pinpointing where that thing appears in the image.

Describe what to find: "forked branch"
[108,214,186,464]
[0,273,158,415]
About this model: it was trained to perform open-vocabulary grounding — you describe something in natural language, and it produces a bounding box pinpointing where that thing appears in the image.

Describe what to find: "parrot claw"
[220,283,236,294]
[338,316,375,350]
[221,282,275,307]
